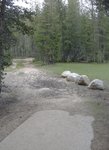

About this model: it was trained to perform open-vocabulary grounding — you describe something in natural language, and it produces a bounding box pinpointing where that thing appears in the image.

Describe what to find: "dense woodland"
[10,0,109,64]
[0,0,109,91]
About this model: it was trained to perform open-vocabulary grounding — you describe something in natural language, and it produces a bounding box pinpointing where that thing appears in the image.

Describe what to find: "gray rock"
[88,79,104,90]
[66,73,79,82]
[61,71,71,78]
[11,62,17,69]
[67,73,80,82]
[77,75,90,86]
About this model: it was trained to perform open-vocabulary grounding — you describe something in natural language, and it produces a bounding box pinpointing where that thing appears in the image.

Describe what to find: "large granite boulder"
[67,73,80,82]
[88,79,104,90]
[77,75,90,86]
[61,71,71,78]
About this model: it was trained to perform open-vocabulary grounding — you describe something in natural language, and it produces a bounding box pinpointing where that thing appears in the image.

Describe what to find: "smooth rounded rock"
[77,75,90,86]
[67,73,80,82]
[88,79,104,90]
[61,71,71,78]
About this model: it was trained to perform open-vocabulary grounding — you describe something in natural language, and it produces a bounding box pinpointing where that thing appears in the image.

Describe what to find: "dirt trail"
[0,58,109,150]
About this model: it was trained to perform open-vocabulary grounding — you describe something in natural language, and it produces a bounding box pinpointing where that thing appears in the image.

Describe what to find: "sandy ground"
[0,59,109,150]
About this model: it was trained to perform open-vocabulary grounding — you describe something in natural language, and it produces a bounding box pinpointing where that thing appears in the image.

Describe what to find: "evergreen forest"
[11,0,109,64]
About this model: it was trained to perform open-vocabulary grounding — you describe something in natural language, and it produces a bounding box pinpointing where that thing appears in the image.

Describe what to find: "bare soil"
[0,59,109,150]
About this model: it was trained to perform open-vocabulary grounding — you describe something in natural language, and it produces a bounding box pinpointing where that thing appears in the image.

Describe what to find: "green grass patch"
[35,62,109,81]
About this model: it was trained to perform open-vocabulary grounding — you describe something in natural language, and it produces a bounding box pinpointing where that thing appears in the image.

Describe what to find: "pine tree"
[0,0,33,92]
[64,0,81,62]
[35,0,65,64]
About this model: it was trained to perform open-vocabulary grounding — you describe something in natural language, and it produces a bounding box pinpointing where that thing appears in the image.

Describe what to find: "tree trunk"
[0,0,6,93]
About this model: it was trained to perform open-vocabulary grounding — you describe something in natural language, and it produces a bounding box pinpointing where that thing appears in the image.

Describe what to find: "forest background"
[11,0,109,64]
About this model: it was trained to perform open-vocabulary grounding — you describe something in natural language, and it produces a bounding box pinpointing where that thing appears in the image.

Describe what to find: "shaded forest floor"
[0,58,109,150]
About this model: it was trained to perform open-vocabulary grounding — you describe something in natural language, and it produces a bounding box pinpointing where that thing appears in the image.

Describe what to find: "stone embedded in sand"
[66,73,80,82]
[61,71,71,78]
[74,75,81,83]
[38,88,56,97]
[11,62,17,69]
[77,75,90,86]
[38,88,53,94]
[67,74,75,82]
[88,79,104,90]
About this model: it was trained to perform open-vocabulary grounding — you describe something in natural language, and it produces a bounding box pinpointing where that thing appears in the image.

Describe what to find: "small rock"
[88,79,104,90]
[11,62,17,69]
[77,75,90,86]
[75,75,82,83]
[67,73,80,82]
[61,71,71,78]
[38,88,51,92]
